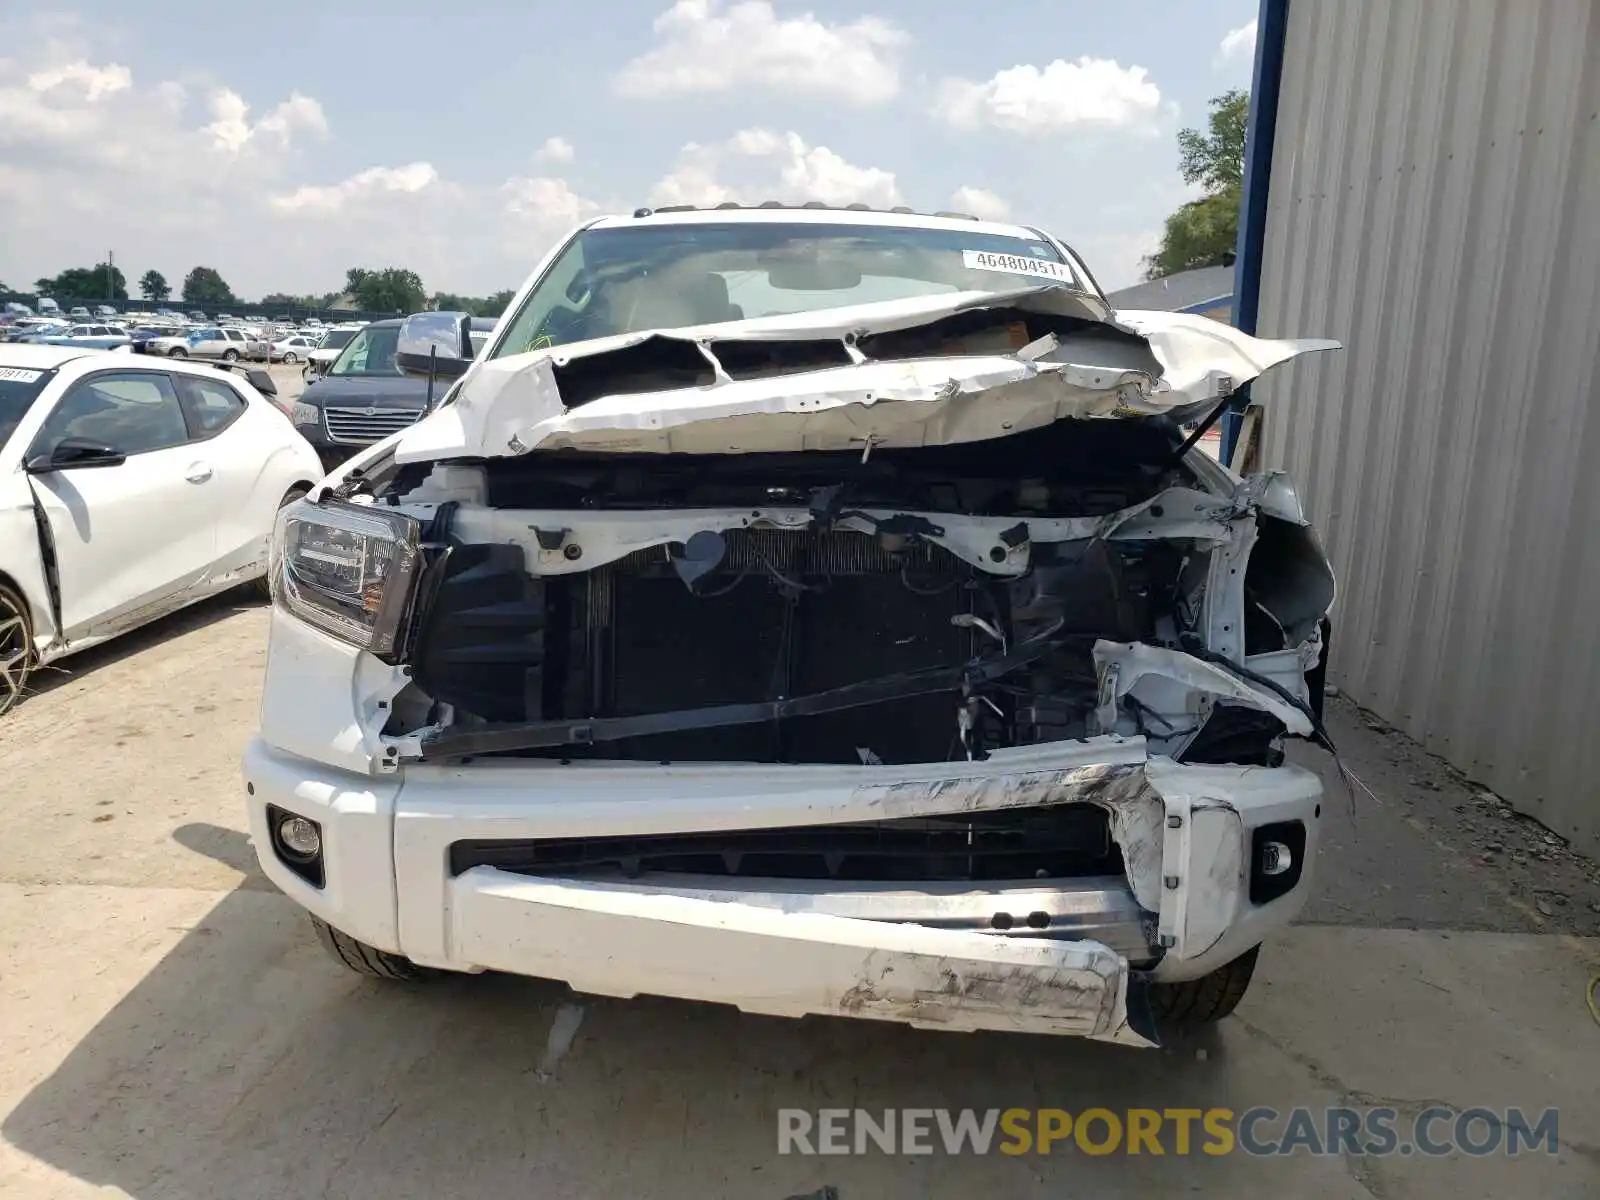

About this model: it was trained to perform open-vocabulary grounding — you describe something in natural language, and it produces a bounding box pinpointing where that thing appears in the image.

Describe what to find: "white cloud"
[615,0,905,105]
[205,87,326,153]
[948,185,1010,221]
[534,135,574,164]
[649,128,901,209]
[1076,228,1163,292]
[270,163,440,214]
[503,174,598,225]
[1218,19,1258,65]
[934,57,1162,135]
[0,44,586,295]
[26,60,131,101]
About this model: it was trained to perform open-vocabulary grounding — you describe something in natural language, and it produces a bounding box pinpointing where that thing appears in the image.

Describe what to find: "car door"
[172,371,283,580]
[24,368,221,642]
[189,328,222,358]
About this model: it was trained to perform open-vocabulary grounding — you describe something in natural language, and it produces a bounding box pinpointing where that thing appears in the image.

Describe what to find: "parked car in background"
[185,327,252,361]
[187,311,207,321]
[68,307,91,321]
[265,334,318,364]
[131,329,197,356]
[36,299,61,317]
[0,342,323,715]
[26,324,132,349]
[3,303,34,318]
[94,305,118,318]
[4,319,68,342]
[286,319,456,471]
[303,327,358,377]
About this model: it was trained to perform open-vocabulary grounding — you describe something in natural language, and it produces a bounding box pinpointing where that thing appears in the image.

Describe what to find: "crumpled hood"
[393,282,1338,463]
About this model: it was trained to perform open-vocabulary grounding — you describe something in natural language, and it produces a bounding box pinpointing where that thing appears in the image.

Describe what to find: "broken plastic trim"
[417,621,1069,759]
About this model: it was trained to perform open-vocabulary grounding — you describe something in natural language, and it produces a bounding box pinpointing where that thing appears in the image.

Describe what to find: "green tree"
[181,266,236,307]
[139,269,171,302]
[1177,88,1249,192]
[431,289,515,318]
[34,263,127,301]
[349,267,426,314]
[1144,89,1251,280]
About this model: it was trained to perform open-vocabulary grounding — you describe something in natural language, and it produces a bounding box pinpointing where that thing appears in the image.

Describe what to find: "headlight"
[273,499,422,656]
[291,401,320,426]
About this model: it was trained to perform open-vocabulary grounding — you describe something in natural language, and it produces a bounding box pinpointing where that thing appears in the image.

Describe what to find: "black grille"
[449,806,1119,883]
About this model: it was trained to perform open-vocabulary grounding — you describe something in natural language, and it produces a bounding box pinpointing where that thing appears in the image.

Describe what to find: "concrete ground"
[1,589,1598,1197]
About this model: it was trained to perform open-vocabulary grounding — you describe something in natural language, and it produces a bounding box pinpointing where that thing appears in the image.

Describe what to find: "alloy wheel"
[0,589,31,717]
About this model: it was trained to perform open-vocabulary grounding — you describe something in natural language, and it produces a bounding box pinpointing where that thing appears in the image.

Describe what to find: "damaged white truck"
[245,206,1339,1047]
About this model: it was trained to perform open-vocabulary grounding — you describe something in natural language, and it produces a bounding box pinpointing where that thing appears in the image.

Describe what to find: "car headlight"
[291,401,320,426]
[273,499,422,656]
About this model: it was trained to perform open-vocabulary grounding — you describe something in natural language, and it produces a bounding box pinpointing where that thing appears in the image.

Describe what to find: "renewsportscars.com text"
[777,1107,1559,1157]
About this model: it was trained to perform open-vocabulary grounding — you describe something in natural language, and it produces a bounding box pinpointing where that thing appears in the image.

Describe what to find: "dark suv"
[289,317,498,472]
[287,320,432,471]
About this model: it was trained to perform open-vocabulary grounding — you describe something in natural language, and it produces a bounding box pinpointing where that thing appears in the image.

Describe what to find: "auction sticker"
[0,368,43,384]
[963,250,1077,284]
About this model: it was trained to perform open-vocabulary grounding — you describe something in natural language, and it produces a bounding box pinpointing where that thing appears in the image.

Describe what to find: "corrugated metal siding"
[1256,0,1600,848]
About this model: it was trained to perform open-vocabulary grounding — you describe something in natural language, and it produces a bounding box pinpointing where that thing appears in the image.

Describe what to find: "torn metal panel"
[392,289,1339,463]
[1093,640,1316,740]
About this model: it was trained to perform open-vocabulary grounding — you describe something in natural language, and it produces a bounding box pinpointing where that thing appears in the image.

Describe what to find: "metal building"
[1106,264,1236,323]
[1234,0,1600,848]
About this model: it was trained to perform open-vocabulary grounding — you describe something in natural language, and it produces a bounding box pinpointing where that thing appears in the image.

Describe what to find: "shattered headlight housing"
[272,499,421,656]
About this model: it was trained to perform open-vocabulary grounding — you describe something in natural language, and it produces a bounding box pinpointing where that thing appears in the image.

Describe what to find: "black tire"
[168,346,188,357]
[1147,945,1259,1030]
[282,352,298,364]
[251,486,311,600]
[222,348,239,362]
[0,583,34,718]
[312,917,432,981]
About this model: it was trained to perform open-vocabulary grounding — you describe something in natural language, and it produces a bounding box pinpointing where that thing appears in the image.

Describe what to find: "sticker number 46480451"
[962,249,1077,284]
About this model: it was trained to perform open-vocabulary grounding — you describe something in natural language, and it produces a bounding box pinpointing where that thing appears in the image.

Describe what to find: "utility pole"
[107,251,114,303]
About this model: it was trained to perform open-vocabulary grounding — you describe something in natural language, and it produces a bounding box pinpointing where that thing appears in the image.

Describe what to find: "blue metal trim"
[1221,0,1291,465]
[1177,293,1234,315]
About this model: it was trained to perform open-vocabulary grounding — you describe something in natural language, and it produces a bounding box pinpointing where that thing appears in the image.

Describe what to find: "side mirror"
[25,437,127,473]
[396,311,473,379]
[243,367,277,396]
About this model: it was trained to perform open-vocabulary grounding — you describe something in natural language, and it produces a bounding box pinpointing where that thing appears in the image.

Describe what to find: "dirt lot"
[0,591,1597,1199]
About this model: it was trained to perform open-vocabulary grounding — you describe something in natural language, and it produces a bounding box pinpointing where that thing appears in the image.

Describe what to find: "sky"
[0,2,1260,300]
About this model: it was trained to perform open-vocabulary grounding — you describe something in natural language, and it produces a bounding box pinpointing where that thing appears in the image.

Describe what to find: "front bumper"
[244,737,1322,1044]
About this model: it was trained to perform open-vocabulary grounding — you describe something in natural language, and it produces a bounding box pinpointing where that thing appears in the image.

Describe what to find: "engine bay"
[375,416,1333,769]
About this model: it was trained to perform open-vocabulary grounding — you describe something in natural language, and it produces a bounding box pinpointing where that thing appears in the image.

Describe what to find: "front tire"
[0,583,34,718]
[222,349,239,362]
[168,346,188,357]
[282,352,298,364]
[312,917,432,981]
[1147,946,1259,1031]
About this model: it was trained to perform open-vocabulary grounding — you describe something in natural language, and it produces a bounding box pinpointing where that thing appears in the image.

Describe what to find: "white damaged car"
[245,206,1339,1046]
[0,346,323,713]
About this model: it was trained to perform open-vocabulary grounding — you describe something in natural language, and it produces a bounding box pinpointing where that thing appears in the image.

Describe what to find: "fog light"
[277,814,322,859]
[1260,841,1293,876]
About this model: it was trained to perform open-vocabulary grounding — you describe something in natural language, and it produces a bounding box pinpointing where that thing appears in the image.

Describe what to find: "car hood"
[301,374,432,407]
[392,283,1338,463]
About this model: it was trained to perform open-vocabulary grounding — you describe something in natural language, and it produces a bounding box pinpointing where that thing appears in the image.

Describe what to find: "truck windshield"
[493,221,1085,358]
[0,365,56,453]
